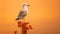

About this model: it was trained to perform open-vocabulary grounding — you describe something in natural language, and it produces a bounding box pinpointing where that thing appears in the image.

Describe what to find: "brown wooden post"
[22,23,27,34]
[17,21,32,34]
[22,28,27,34]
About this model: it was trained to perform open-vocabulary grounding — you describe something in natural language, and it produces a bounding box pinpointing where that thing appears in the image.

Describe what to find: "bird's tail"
[16,18,20,20]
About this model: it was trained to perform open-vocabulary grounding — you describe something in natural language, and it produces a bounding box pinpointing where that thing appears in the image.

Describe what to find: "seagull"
[16,3,30,20]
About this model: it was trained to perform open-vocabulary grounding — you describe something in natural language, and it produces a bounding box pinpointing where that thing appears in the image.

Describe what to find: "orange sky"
[0,0,60,34]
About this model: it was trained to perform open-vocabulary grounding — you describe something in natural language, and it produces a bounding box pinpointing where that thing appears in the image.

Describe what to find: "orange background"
[0,0,60,34]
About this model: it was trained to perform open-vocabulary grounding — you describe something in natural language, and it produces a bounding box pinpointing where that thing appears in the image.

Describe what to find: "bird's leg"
[22,18,25,23]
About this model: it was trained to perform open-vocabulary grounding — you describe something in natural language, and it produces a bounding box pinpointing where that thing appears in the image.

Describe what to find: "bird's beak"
[27,5,30,7]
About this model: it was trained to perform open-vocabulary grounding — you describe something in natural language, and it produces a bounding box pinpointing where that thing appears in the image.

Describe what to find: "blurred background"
[0,0,60,34]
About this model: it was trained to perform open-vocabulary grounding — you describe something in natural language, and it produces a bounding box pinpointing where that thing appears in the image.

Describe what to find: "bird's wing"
[16,10,27,20]
[18,10,23,17]
[16,10,24,20]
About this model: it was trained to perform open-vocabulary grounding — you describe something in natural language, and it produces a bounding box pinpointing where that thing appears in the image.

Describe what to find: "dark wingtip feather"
[16,18,20,20]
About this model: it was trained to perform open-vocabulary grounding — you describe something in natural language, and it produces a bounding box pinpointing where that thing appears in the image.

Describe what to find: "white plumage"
[16,3,30,20]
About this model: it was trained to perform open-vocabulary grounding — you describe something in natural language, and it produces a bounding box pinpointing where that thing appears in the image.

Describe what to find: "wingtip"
[16,18,20,21]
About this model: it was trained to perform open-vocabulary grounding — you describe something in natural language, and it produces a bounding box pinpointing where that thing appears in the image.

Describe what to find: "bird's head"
[23,3,30,7]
